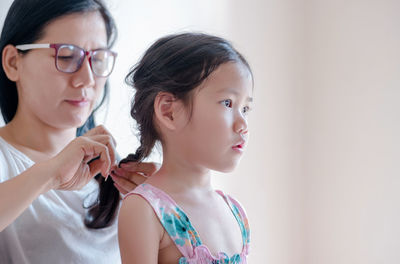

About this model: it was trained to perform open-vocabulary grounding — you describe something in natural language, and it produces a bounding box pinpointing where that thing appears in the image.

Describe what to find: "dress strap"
[216,190,251,249]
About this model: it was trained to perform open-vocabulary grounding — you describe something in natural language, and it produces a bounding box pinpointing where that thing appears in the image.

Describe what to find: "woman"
[0,0,154,263]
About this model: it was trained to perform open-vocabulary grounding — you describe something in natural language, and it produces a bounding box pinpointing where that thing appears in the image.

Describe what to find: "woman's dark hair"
[0,0,119,229]
[121,33,252,164]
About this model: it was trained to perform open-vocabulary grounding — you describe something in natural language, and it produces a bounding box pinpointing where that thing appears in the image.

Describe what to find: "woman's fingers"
[109,161,159,194]
[119,162,159,176]
[59,161,92,190]
[81,138,112,177]
[84,125,117,147]
[51,130,117,191]
[110,172,141,194]
[87,134,117,170]
[84,125,117,162]
[113,167,147,183]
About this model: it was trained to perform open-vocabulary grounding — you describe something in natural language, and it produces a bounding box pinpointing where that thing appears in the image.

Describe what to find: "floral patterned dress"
[125,183,250,264]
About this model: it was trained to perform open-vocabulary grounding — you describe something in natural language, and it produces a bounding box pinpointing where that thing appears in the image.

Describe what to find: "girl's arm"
[118,194,163,264]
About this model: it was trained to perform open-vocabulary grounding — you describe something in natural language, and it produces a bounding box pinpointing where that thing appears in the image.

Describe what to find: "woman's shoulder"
[0,136,32,163]
[0,133,34,182]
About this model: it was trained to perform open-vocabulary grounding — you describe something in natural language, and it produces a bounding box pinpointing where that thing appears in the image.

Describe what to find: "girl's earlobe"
[2,45,20,81]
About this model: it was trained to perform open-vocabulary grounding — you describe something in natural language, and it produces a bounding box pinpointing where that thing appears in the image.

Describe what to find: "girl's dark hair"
[0,0,119,229]
[121,33,252,164]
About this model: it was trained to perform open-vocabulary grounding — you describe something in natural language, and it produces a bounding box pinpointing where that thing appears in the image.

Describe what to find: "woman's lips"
[65,99,90,107]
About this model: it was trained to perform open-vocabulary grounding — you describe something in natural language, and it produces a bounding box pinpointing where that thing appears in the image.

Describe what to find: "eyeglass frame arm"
[15,44,51,50]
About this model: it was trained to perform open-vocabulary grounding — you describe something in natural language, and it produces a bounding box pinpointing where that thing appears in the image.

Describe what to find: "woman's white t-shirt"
[0,136,121,264]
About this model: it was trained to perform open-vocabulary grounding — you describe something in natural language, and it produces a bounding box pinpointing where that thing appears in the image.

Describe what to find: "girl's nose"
[234,113,248,135]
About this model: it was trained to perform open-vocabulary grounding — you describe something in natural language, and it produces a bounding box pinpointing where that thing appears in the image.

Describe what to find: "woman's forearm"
[0,161,53,231]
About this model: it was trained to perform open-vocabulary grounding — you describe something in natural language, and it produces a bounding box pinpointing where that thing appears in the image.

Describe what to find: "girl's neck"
[0,112,76,162]
[148,154,214,195]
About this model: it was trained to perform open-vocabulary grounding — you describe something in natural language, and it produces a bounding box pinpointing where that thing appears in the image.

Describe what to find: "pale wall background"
[303,0,400,263]
[1,0,400,263]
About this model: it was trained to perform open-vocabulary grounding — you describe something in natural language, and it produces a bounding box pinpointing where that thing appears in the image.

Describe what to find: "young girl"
[118,33,253,263]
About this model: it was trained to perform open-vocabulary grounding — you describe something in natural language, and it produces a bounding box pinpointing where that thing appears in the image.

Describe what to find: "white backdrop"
[1,0,400,263]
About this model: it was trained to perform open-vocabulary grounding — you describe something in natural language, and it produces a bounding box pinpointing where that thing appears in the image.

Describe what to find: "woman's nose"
[71,56,95,88]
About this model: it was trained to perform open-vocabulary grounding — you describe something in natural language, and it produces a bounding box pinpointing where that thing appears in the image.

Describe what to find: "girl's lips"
[232,142,245,152]
[65,99,90,107]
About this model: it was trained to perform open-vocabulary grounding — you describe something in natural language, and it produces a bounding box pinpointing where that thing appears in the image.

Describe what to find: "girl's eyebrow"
[216,87,253,102]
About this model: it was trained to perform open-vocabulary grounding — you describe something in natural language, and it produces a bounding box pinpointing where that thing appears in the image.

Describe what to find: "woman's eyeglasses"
[15,43,117,77]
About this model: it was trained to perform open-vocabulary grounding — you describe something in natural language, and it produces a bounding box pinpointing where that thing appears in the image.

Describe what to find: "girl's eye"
[221,99,232,108]
[242,106,251,115]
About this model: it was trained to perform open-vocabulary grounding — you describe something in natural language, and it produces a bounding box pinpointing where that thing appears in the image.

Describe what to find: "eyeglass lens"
[56,45,115,77]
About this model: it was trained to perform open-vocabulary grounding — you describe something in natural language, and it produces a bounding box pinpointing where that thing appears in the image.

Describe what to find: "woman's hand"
[110,162,159,195]
[48,125,117,191]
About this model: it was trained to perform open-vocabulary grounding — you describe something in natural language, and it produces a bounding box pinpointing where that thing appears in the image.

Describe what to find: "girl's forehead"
[198,62,253,95]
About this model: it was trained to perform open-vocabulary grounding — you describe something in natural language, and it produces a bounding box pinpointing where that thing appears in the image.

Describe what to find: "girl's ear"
[154,92,184,130]
[2,44,21,81]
